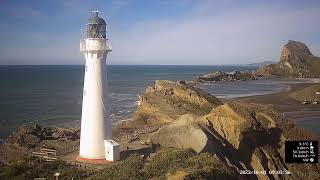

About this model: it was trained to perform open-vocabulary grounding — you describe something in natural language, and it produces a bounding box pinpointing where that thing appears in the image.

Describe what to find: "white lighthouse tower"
[79,11,118,161]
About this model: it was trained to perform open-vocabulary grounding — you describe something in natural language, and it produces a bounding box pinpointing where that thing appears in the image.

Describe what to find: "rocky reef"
[0,124,80,164]
[256,40,320,77]
[196,70,257,82]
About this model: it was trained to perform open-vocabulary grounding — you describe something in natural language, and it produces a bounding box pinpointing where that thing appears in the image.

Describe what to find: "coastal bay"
[234,82,320,135]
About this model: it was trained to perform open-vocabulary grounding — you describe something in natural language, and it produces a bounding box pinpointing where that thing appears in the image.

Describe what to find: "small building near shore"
[104,140,120,161]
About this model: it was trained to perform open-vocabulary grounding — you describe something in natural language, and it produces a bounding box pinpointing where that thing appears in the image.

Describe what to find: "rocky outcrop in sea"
[196,70,257,82]
[256,40,320,78]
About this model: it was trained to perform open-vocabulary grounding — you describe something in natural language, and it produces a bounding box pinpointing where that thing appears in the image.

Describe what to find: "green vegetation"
[0,157,91,180]
[144,149,237,180]
[143,148,196,178]
[306,57,320,76]
[90,148,238,180]
[88,155,145,180]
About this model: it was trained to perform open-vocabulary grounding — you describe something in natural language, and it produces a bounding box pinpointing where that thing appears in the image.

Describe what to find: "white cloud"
[1,1,320,65]
[108,3,320,65]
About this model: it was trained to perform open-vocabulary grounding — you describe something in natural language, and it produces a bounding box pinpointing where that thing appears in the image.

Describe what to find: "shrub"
[143,148,196,178]
[0,157,90,180]
[183,153,238,180]
[89,155,145,180]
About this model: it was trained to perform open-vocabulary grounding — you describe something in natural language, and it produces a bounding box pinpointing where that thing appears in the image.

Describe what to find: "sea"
[0,65,318,141]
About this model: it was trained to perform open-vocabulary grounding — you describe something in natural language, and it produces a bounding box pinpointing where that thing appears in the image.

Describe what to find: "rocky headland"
[132,80,320,179]
[131,80,222,125]
[256,40,320,78]
[196,70,257,82]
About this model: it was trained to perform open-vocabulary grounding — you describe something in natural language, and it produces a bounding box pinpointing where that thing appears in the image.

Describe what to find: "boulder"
[149,114,209,153]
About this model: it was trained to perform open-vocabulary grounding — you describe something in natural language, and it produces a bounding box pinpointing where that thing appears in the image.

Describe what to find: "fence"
[80,38,112,52]
[57,144,80,156]
[32,151,58,162]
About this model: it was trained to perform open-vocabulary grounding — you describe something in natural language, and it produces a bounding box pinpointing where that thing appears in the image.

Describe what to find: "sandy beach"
[234,82,319,111]
[234,82,320,135]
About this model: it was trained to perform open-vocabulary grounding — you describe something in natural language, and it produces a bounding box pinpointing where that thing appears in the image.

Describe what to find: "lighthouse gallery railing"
[80,38,112,52]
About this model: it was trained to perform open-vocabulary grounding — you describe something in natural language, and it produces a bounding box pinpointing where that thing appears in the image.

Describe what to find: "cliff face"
[200,103,319,180]
[256,40,320,77]
[132,80,320,179]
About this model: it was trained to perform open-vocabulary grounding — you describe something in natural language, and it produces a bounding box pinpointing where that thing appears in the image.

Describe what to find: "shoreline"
[197,77,320,99]
[1,77,319,179]
[233,81,320,135]
[1,78,319,140]
[233,82,319,112]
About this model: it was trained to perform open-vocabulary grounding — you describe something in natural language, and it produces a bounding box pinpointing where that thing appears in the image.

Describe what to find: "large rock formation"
[132,80,222,126]
[196,70,256,82]
[256,40,320,77]
[150,114,209,153]
[133,80,320,179]
[199,102,320,180]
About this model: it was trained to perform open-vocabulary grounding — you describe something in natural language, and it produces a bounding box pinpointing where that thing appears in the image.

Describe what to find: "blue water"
[0,65,282,140]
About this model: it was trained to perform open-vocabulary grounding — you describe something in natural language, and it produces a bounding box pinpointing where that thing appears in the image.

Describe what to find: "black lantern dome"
[86,11,106,39]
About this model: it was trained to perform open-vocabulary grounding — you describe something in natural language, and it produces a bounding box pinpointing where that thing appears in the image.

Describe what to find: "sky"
[0,0,320,65]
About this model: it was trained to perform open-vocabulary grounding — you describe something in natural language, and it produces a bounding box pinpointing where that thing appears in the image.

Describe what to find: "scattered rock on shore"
[0,124,80,164]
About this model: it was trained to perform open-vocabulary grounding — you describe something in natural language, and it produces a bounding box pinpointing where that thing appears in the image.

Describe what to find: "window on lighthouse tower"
[87,23,106,38]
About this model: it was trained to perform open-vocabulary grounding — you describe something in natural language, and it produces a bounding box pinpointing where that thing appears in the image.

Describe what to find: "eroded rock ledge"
[132,80,222,126]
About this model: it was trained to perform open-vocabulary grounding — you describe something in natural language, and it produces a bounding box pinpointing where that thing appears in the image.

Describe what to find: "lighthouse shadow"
[120,144,159,160]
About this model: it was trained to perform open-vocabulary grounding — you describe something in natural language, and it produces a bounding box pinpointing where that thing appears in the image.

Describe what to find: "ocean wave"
[111,100,138,108]
[112,118,134,125]
[109,94,138,102]
[112,109,134,114]
[111,97,137,102]
[215,92,275,99]
[108,93,135,97]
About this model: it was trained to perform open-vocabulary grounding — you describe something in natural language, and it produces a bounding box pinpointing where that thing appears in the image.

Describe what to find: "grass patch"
[90,148,239,180]
[143,148,196,178]
[88,155,145,180]
[0,157,90,180]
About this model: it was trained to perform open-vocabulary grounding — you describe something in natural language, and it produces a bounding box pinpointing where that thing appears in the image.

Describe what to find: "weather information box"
[285,141,318,163]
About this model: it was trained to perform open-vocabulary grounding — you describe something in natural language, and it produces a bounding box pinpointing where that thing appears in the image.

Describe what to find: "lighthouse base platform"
[76,156,111,164]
